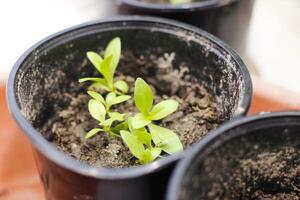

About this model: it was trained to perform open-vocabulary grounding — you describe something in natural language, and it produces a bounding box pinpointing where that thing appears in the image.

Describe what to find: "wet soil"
[40,53,219,168]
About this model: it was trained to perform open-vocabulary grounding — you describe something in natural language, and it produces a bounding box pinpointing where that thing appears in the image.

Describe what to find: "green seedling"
[85,91,130,139]
[120,117,161,164]
[169,0,192,4]
[120,118,183,164]
[79,37,128,94]
[148,123,183,155]
[132,78,179,129]
[82,37,183,165]
[87,91,131,112]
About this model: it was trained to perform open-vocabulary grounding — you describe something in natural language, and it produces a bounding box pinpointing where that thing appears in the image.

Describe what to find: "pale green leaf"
[100,118,115,127]
[150,100,179,120]
[134,78,153,115]
[99,55,113,85]
[105,37,121,77]
[88,99,106,122]
[111,121,128,133]
[151,147,162,160]
[86,51,103,72]
[85,128,103,139]
[132,113,151,129]
[105,92,116,109]
[114,80,129,93]
[127,117,135,133]
[120,130,144,160]
[148,124,183,154]
[111,95,131,105]
[89,82,110,91]
[87,91,105,104]
[134,128,152,148]
[140,149,153,164]
[108,112,125,121]
[78,77,106,83]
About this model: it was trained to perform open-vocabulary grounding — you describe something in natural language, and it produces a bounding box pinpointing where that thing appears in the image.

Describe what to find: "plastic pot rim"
[119,0,239,13]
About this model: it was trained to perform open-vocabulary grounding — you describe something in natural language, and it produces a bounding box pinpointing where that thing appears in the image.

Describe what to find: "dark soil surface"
[207,146,300,199]
[40,53,219,168]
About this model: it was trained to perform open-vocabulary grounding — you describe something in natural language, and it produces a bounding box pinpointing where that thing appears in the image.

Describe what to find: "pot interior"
[177,116,300,199]
[14,20,248,145]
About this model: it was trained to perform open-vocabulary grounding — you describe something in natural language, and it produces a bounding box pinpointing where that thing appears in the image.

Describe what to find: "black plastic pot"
[167,112,300,200]
[118,0,255,56]
[7,16,251,200]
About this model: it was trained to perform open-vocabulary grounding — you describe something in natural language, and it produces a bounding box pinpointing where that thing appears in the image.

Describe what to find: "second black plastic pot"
[167,112,300,199]
[7,16,251,200]
[118,0,255,55]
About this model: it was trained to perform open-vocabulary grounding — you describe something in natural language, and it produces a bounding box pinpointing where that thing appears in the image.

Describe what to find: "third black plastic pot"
[118,0,255,56]
[7,16,251,200]
[167,112,300,199]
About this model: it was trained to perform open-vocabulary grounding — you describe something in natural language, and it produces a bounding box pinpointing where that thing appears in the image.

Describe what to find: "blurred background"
[0,0,299,92]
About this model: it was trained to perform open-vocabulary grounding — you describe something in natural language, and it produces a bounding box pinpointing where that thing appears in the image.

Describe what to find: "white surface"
[0,0,114,81]
[246,0,300,92]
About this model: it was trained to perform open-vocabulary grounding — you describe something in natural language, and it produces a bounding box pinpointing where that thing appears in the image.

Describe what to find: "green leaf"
[87,91,105,105]
[88,99,106,122]
[86,51,103,72]
[151,147,162,160]
[111,121,128,133]
[105,37,121,77]
[140,149,153,164]
[127,117,135,133]
[134,78,153,115]
[134,128,152,149]
[120,130,144,160]
[111,95,131,105]
[114,80,129,93]
[78,77,106,83]
[132,113,151,129]
[148,124,183,154]
[108,112,125,122]
[89,82,110,91]
[85,128,103,139]
[105,92,116,109]
[100,118,115,127]
[99,55,113,86]
[150,100,179,120]
[128,117,150,147]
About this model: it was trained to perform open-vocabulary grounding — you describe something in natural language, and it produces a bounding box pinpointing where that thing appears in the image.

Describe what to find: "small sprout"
[120,128,162,164]
[132,78,179,129]
[85,92,129,139]
[169,0,192,4]
[79,37,128,94]
[148,123,183,154]
[121,118,182,164]
[87,91,131,112]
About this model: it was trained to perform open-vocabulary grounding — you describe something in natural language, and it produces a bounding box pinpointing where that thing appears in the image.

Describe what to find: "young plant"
[120,78,183,164]
[120,118,162,164]
[169,0,192,4]
[82,37,183,165]
[79,37,128,94]
[120,118,183,164]
[87,91,131,112]
[85,91,130,138]
[132,78,179,129]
